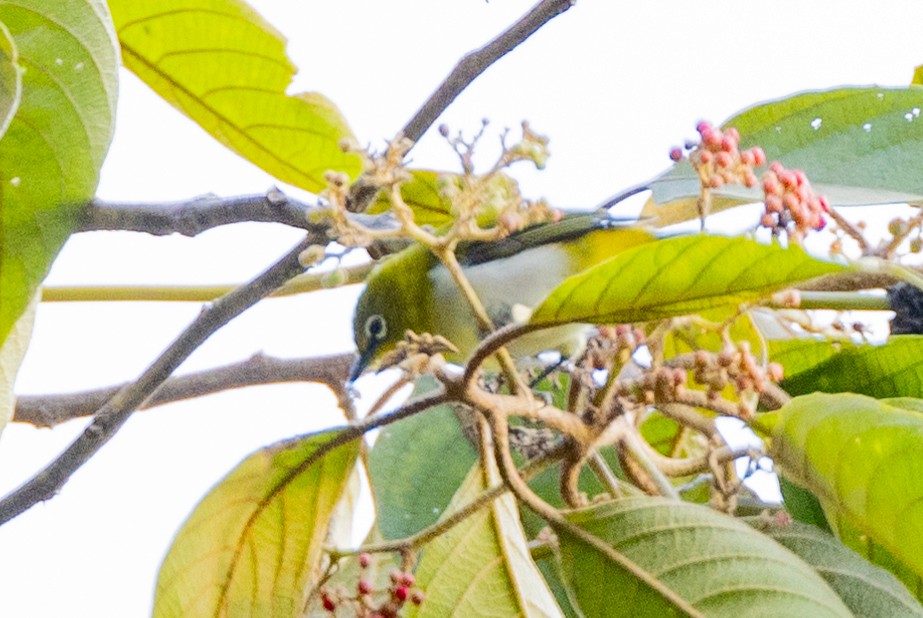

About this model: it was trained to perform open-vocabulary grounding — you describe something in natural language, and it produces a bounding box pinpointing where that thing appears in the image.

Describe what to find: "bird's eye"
[364,314,387,342]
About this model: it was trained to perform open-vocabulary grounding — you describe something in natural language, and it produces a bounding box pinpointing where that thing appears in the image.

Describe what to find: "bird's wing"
[458,212,640,266]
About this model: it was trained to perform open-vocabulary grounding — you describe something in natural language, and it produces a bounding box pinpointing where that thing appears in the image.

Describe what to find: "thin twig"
[0,237,317,525]
[40,263,374,303]
[13,353,354,428]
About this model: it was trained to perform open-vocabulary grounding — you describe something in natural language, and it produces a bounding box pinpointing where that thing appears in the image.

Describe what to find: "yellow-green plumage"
[352,213,655,377]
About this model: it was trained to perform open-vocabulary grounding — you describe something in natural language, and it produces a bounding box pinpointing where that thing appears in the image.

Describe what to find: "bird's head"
[350,246,437,381]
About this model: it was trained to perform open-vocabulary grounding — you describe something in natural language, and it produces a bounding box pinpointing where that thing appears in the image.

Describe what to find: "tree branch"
[401,0,576,143]
[13,353,354,428]
[347,0,576,213]
[0,237,316,525]
[78,188,319,236]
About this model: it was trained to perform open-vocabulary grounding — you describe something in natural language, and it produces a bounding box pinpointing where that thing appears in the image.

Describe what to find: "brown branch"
[400,0,575,143]
[0,237,317,525]
[347,0,575,213]
[13,353,354,428]
[78,189,318,236]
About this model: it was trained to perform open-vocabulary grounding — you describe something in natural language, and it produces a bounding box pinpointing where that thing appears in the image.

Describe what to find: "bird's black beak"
[348,343,377,383]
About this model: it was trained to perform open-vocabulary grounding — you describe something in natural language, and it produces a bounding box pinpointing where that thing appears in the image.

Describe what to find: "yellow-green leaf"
[752,517,923,617]
[406,462,562,618]
[0,0,118,348]
[0,21,19,137]
[109,0,362,193]
[649,87,923,225]
[559,497,851,617]
[0,292,35,438]
[530,234,845,327]
[154,429,360,617]
[761,393,923,586]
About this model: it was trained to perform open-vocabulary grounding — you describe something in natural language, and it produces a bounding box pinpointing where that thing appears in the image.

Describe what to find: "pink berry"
[358,579,373,595]
[401,573,416,587]
[720,135,736,152]
[765,195,783,213]
[750,147,767,166]
[769,161,785,175]
[395,586,409,602]
[358,553,371,568]
[703,128,723,149]
[726,127,740,142]
[696,120,712,134]
[715,151,733,168]
[669,147,683,162]
[762,176,781,195]
[708,175,724,189]
[411,591,425,605]
[779,170,798,189]
[698,150,713,164]
[322,596,336,612]
[739,149,756,166]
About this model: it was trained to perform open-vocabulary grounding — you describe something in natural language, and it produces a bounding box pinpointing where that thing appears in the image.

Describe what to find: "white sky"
[2,0,923,615]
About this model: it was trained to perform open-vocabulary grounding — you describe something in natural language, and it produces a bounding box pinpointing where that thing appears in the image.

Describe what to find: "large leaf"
[752,517,923,617]
[0,0,118,348]
[0,292,35,437]
[769,337,854,382]
[781,335,923,398]
[368,378,477,540]
[0,21,19,136]
[529,234,845,327]
[759,393,923,586]
[648,87,923,223]
[154,429,360,617]
[558,497,851,617]
[109,0,362,193]
[406,462,562,618]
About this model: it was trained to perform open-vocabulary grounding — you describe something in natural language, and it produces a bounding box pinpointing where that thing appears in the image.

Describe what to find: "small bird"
[350,212,656,380]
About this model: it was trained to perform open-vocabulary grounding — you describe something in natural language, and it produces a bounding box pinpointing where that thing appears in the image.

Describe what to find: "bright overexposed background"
[2,1,922,615]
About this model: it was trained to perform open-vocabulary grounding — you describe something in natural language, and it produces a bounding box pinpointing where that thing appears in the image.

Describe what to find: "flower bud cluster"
[760,162,828,238]
[692,343,784,413]
[319,560,424,617]
[672,122,766,190]
[588,325,646,370]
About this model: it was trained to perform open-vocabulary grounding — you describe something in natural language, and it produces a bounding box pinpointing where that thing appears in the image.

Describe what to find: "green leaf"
[0,292,35,437]
[649,87,923,223]
[769,337,854,383]
[109,0,361,193]
[0,21,20,137]
[406,462,562,618]
[751,517,923,617]
[782,335,923,398]
[0,0,118,347]
[558,497,852,617]
[779,476,831,532]
[154,429,360,617]
[530,234,845,327]
[761,392,923,585]
[368,377,477,540]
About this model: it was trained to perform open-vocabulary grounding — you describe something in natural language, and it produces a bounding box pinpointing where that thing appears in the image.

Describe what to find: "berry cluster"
[319,556,424,617]
[760,162,828,238]
[692,343,784,417]
[672,122,766,190]
[670,122,830,240]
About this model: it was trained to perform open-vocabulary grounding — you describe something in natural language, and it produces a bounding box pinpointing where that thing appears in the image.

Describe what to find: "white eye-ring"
[365,314,387,341]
